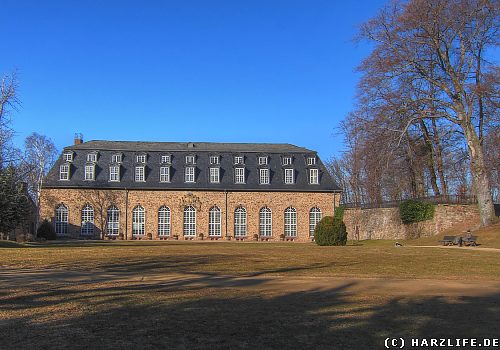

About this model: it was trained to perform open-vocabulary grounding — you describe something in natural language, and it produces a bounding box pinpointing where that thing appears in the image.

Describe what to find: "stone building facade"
[40,138,341,242]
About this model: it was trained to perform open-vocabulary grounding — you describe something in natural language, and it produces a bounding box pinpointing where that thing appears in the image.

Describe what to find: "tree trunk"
[419,120,440,196]
[462,121,495,226]
[431,119,448,196]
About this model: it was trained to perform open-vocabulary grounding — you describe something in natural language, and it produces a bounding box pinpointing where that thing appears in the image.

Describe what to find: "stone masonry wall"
[40,188,339,242]
[343,204,480,240]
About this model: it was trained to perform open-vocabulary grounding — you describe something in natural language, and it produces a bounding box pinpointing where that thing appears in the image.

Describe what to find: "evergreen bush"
[314,216,348,246]
[399,200,435,224]
[37,219,57,240]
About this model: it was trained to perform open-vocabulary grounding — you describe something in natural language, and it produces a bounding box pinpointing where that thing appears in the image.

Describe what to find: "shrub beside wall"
[37,220,57,240]
[399,200,435,224]
[315,216,348,246]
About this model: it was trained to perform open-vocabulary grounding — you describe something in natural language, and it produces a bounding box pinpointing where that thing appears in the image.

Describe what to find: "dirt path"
[1,268,499,297]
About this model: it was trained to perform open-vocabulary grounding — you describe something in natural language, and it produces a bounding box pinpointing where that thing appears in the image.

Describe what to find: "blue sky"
[1,0,385,160]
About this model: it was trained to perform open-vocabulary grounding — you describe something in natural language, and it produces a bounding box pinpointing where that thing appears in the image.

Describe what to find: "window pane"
[234,207,247,237]
[209,206,221,236]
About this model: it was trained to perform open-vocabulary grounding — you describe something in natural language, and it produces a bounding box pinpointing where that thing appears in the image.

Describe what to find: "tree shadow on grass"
[1,269,499,349]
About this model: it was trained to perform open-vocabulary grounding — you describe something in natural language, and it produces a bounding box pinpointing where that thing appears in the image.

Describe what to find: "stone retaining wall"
[343,204,480,240]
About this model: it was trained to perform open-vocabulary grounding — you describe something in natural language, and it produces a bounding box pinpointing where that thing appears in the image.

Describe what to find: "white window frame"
[234,156,244,165]
[107,206,120,236]
[161,155,171,164]
[85,164,95,181]
[112,154,122,163]
[63,152,73,162]
[185,166,195,183]
[309,168,319,184]
[135,166,145,182]
[81,204,94,236]
[55,204,68,236]
[160,166,170,183]
[284,168,294,184]
[209,156,219,165]
[136,155,146,163]
[183,206,196,236]
[258,156,268,165]
[109,165,120,182]
[209,206,221,237]
[284,207,297,237]
[185,155,196,164]
[307,157,316,165]
[132,206,145,235]
[259,168,269,185]
[234,167,245,184]
[309,207,322,237]
[259,207,272,237]
[87,153,97,163]
[234,207,247,237]
[282,157,292,165]
[59,164,70,180]
[158,206,171,236]
[210,167,220,183]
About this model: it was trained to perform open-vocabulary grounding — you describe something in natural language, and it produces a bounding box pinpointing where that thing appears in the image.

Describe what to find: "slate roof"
[43,140,341,192]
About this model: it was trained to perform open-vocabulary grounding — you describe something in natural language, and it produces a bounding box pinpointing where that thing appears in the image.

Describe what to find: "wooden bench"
[439,235,456,246]
[463,235,478,246]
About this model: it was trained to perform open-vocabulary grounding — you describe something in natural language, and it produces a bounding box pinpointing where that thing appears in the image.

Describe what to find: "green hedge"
[314,216,347,246]
[399,200,435,224]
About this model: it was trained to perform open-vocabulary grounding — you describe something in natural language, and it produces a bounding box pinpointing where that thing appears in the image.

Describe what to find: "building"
[40,136,341,242]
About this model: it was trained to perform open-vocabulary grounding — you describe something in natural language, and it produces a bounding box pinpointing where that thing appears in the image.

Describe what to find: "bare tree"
[356,0,498,226]
[0,71,20,166]
[23,133,57,231]
[82,189,120,239]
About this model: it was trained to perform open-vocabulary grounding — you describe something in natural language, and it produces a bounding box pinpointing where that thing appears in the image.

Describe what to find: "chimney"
[74,133,83,145]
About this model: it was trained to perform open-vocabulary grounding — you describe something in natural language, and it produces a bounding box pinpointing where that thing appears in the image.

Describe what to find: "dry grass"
[1,233,499,349]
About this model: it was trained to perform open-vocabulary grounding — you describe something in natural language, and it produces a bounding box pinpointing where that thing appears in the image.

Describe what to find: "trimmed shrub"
[399,200,435,224]
[37,220,57,240]
[314,216,348,246]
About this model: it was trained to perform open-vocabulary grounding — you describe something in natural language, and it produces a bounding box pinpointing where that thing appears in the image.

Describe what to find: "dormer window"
[136,155,146,163]
[186,155,196,164]
[185,166,195,182]
[135,166,145,182]
[282,157,292,166]
[109,165,120,182]
[111,154,122,163]
[234,156,244,165]
[59,164,70,180]
[160,166,170,182]
[161,155,171,164]
[258,156,268,165]
[309,169,319,184]
[85,164,95,181]
[307,157,316,165]
[63,152,73,162]
[210,167,220,183]
[234,167,245,184]
[209,156,219,165]
[284,168,294,184]
[87,152,98,163]
[259,168,269,184]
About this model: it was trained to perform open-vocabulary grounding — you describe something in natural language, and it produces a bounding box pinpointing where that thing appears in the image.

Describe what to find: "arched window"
[183,206,196,236]
[309,207,322,237]
[55,204,68,236]
[132,205,145,236]
[81,204,94,236]
[259,207,272,237]
[107,205,120,236]
[284,207,297,237]
[158,206,171,236]
[234,207,247,237]
[209,206,221,237]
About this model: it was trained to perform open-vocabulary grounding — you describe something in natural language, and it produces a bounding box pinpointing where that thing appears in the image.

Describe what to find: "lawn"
[1,235,499,349]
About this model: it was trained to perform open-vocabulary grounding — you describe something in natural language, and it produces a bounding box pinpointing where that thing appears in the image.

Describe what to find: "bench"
[463,235,478,246]
[439,235,456,246]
